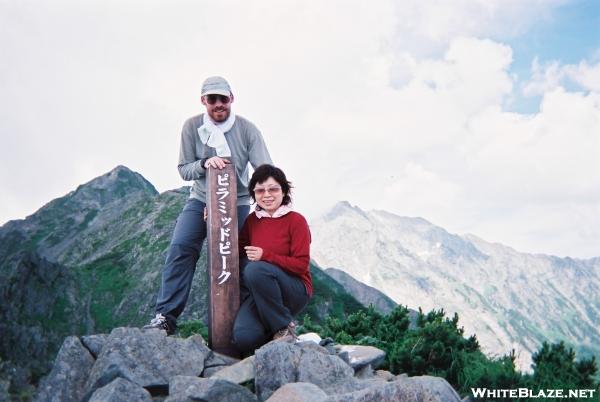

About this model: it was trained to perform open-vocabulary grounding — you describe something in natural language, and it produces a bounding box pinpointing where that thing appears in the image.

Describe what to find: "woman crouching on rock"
[232,164,312,355]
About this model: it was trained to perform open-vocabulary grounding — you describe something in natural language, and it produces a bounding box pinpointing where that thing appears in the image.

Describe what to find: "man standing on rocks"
[143,76,272,335]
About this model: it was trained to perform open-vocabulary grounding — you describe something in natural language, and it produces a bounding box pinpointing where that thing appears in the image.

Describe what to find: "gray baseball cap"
[201,76,232,97]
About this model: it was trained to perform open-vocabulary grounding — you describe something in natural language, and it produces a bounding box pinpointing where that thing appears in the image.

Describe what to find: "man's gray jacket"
[178,113,272,205]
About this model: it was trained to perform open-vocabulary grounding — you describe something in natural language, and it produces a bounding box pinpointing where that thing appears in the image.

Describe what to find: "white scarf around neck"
[255,204,293,219]
[197,111,236,157]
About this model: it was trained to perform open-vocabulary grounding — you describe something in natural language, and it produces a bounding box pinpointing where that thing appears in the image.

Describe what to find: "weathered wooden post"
[206,164,240,357]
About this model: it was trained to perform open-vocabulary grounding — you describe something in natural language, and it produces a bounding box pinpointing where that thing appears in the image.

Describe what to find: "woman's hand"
[244,246,263,261]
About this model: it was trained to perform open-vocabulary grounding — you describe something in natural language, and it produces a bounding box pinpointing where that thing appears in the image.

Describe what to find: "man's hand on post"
[204,156,231,170]
[244,246,263,261]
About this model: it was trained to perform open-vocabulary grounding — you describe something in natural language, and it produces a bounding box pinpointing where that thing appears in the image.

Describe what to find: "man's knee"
[165,243,200,265]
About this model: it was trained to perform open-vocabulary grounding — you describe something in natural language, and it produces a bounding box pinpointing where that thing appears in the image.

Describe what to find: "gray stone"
[165,375,256,402]
[81,334,108,358]
[324,375,462,402]
[202,351,241,378]
[85,327,210,396]
[375,369,395,382]
[204,351,240,369]
[211,355,255,384]
[89,377,153,402]
[255,341,357,400]
[201,366,223,378]
[354,364,374,379]
[265,382,328,402]
[34,336,95,402]
[297,341,329,355]
[334,345,386,370]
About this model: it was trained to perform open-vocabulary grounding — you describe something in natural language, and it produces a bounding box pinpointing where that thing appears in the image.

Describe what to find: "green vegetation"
[298,306,600,401]
[178,320,209,339]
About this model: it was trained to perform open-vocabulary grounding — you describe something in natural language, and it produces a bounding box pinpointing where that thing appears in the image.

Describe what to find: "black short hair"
[248,164,292,205]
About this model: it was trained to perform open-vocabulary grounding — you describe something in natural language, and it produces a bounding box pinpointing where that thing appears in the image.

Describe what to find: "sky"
[1,0,599,258]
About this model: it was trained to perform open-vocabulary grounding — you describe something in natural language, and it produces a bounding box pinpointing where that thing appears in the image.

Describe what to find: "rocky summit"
[34,327,462,402]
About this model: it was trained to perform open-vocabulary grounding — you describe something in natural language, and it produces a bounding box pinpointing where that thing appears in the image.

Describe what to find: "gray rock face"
[165,375,257,402]
[254,342,356,400]
[325,375,462,402]
[88,377,152,402]
[265,382,328,402]
[85,328,210,395]
[34,336,95,402]
[211,355,255,384]
[81,334,108,359]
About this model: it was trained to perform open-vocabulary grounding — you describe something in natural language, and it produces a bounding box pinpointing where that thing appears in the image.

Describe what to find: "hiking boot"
[273,321,298,342]
[142,313,176,335]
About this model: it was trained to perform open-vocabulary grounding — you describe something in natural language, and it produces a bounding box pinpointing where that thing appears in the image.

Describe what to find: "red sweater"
[239,211,312,296]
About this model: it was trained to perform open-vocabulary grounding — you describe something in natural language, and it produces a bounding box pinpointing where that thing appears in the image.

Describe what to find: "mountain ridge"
[310,201,600,372]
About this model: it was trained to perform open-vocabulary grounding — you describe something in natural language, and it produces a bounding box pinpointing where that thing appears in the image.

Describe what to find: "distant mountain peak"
[323,201,368,221]
[66,165,158,206]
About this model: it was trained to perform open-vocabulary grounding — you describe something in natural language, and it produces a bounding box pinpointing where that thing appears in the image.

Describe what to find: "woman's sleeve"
[238,217,250,255]
[261,214,311,276]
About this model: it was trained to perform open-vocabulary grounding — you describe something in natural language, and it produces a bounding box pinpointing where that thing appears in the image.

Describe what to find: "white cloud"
[1,0,598,258]
[524,58,600,95]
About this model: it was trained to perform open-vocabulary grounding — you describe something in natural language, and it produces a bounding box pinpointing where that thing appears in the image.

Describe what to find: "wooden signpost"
[206,164,240,357]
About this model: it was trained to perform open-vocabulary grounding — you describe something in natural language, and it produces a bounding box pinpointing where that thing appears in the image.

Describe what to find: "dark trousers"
[155,198,250,324]
[232,260,310,354]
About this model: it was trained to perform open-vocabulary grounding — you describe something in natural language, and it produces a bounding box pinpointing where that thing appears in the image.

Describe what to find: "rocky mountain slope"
[0,167,363,394]
[324,268,397,315]
[310,201,600,371]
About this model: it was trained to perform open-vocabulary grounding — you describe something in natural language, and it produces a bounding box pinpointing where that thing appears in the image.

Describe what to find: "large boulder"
[265,382,328,402]
[34,336,95,402]
[80,334,108,359]
[334,345,386,370]
[85,328,210,396]
[165,375,256,402]
[88,377,152,402]
[255,341,365,400]
[211,355,255,384]
[202,350,240,377]
[325,375,462,402]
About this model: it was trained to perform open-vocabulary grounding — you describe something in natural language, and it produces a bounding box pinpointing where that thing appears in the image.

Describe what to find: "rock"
[354,364,374,379]
[204,351,240,369]
[255,341,356,400]
[85,328,210,396]
[202,351,241,378]
[34,336,95,402]
[88,377,152,402]
[375,369,395,382]
[165,375,256,402]
[296,341,329,355]
[265,382,328,402]
[211,355,255,384]
[297,332,322,344]
[81,334,108,359]
[325,375,462,402]
[334,345,386,370]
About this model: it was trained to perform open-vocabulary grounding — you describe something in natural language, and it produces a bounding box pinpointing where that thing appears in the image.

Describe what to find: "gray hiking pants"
[155,198,250,324]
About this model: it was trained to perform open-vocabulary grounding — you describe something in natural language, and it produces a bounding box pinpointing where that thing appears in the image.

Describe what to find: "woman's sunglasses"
[205,94,231,105]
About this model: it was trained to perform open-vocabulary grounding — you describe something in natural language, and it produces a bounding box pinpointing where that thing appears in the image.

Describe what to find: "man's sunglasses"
[205,94,231,105]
